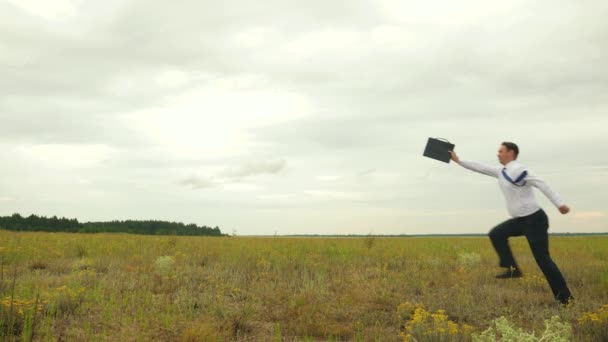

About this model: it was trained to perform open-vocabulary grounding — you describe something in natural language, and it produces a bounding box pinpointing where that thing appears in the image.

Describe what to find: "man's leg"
[488,218,524,273]
[524,210,573,304]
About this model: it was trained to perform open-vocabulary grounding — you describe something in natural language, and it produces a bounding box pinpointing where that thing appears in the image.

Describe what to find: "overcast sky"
[1,0,607,235]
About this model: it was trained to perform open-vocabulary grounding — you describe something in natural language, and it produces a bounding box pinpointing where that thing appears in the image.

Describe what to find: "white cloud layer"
[1,0,607,234]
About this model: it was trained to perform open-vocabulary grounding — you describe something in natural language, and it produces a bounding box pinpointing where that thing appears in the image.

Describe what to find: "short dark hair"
[502,142,519,159]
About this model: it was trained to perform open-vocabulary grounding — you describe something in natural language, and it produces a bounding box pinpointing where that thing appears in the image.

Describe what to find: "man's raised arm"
[525,170,571,214]
[449,151,500,178]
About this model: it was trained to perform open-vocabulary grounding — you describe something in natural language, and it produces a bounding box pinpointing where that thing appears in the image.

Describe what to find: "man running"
[449,142,574,305]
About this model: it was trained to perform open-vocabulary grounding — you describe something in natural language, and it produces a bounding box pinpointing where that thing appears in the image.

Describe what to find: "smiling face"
[497,144,516,165]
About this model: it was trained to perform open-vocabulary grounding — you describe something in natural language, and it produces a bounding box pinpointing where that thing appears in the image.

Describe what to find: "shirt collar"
[504,160,518,169]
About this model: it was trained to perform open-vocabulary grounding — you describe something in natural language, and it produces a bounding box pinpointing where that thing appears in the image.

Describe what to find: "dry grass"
[0,230,606,341]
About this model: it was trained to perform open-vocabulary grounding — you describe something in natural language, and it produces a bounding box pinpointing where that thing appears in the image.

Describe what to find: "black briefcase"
[423,137,455,163]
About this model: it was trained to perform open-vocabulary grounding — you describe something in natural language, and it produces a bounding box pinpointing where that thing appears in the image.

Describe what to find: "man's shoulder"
[503,161,529,179]
[509,160,529,171]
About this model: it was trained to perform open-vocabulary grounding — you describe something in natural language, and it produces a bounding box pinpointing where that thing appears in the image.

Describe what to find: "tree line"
[0,213,226,236]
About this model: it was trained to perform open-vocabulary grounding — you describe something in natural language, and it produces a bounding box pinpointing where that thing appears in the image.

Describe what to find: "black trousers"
[489,208,572,302]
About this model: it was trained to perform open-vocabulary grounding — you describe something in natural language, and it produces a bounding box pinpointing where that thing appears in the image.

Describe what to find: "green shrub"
[473,316,572,342]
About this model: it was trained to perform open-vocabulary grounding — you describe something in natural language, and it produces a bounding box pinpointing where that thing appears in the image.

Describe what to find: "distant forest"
[0,213,226,236]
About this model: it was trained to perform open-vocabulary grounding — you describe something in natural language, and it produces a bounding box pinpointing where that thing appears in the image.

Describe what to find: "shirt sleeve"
[456,160,500,178]
[525,170,565,208]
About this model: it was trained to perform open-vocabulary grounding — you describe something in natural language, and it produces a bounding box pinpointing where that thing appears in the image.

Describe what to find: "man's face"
[497,145,514,165]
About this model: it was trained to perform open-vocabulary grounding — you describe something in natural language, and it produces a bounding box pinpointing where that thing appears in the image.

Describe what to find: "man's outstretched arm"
[525,170,571,214]
[449,150,500,178]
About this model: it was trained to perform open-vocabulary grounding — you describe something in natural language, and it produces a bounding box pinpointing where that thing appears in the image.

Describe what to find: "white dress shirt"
[456,159,565,217]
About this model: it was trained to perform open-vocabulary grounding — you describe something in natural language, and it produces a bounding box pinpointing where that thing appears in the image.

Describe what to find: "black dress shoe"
[558,296,574,305]
[495,268,523,279]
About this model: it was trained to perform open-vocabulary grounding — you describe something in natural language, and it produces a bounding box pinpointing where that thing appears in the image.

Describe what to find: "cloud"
[316,175,344,182]
[221,159,286,179]
[303,190,362,200]
[178,159,286,190]
[18,143,115,168]
[1,0,607,234]
[4,0,78,20]
[178,175,217,190]
[573,211,608,219]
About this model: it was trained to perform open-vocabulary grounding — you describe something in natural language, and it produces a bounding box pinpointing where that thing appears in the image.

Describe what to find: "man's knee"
[488,227,503,240]
[489,219,516,240]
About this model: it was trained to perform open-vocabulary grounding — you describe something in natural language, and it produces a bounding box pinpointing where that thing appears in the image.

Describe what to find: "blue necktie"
[502,168,527,186]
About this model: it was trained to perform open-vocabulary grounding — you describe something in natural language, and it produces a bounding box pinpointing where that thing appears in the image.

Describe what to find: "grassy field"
[0,230,607,341]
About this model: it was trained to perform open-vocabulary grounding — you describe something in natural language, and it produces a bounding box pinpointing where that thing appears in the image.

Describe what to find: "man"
[449,142,574,305]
